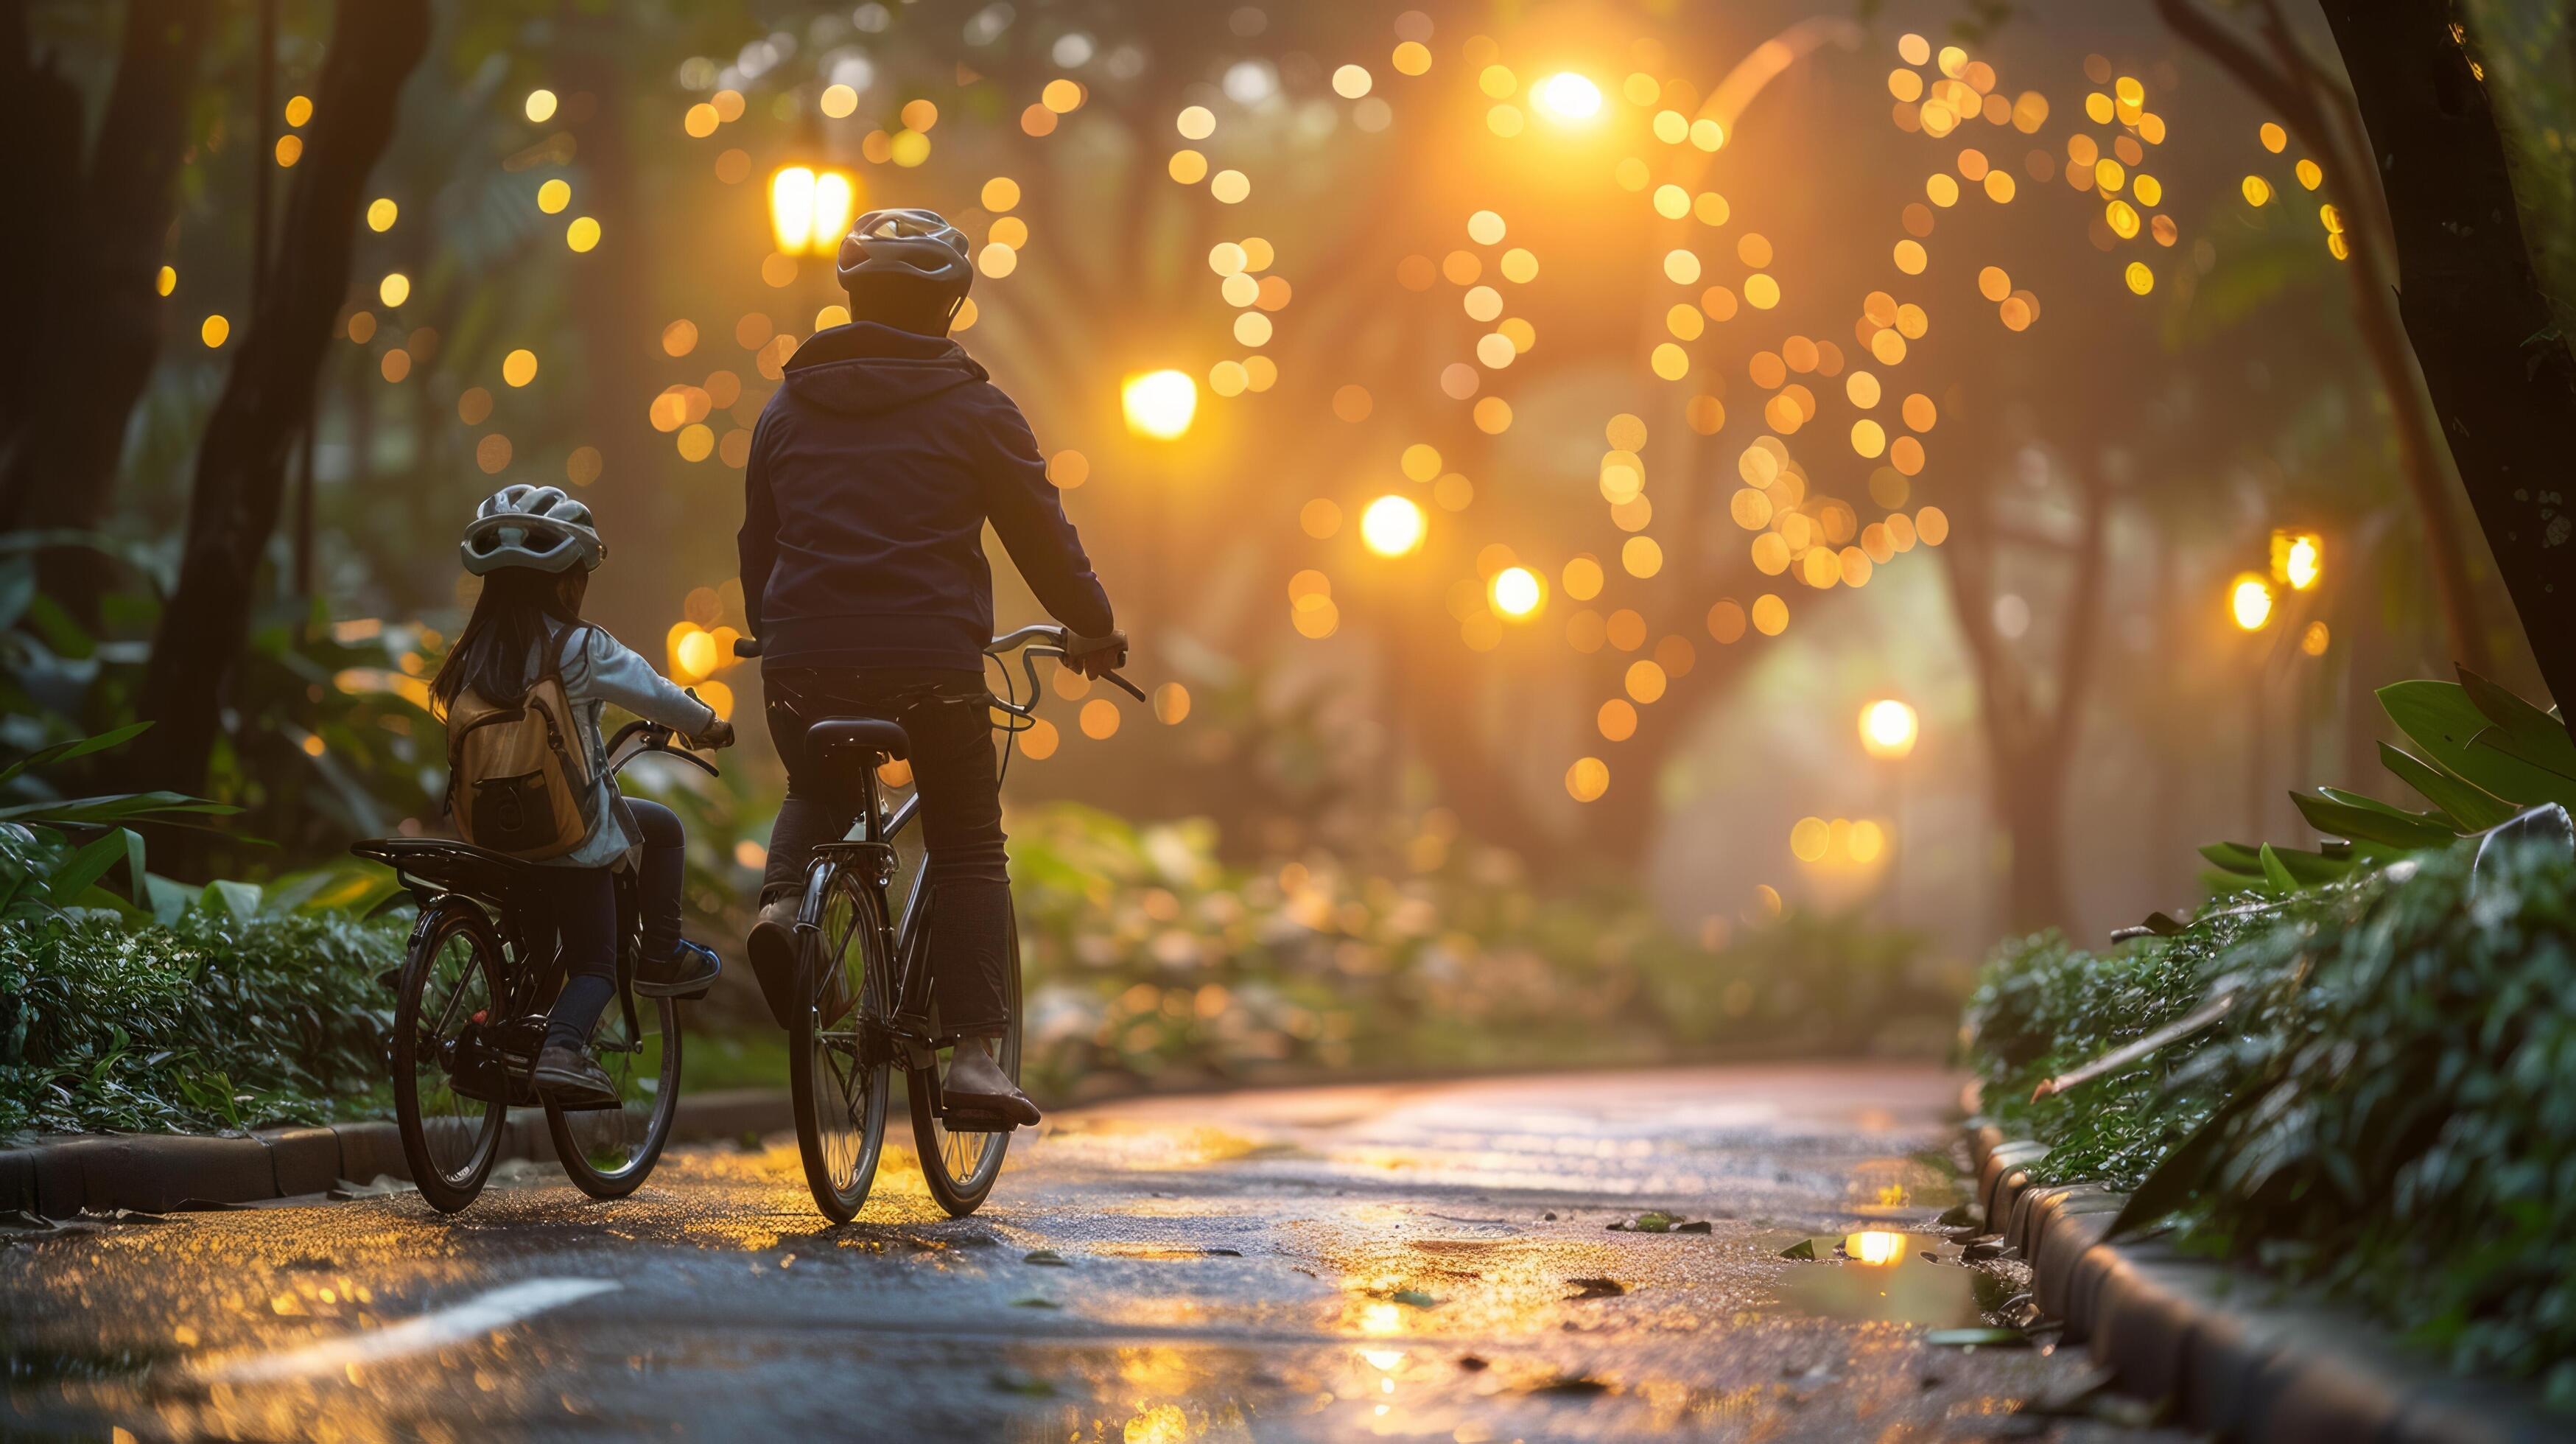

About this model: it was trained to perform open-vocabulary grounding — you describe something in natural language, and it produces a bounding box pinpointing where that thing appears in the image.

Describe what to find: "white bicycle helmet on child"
[460,484,605,575]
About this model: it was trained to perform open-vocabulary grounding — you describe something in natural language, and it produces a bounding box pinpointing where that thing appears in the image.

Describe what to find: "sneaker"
[532,1043,620,1108]
[942,1042,1040,1127]
[746,895,800,1031]
[636,939,721,998]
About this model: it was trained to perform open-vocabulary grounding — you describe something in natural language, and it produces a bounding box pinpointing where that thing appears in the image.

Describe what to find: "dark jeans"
[541,796,685,1049]
[760,666,1011,1037]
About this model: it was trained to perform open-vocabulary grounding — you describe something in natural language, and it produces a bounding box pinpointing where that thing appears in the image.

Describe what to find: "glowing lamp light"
[2273,530,2323,592]
[1846,1230,1905,1266]
[768,165,859,256]
[1489,564,1544,618]
[1359,494,1426,557]
[2229,572,2275,632]
[1534,71,1604,122]
[1859,698,1918,760]
[1121,369,1198,440]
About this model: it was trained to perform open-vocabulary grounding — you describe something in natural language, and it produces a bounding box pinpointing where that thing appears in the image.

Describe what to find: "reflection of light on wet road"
[197,1277,618,1384]
[1845,1229,1905,1266]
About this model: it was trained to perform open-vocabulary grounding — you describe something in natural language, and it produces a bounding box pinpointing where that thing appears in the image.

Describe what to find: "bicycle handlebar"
[730,625,1145,708]
[605,719,721,779]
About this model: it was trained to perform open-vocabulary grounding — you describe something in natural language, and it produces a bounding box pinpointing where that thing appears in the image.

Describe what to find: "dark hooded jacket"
[738,322,1113,670]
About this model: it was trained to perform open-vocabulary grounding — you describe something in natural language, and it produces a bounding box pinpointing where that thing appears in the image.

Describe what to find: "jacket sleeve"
[738,409,779,642]
[974,387,1115,637]
[567,628,717,735]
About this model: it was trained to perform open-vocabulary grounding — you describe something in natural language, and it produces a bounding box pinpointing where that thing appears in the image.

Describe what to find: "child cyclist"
[738,208,1122,1127]
[432,486,737,1104]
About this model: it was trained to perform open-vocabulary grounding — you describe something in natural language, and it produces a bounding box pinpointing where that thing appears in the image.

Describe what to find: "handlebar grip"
[733,637,762,658]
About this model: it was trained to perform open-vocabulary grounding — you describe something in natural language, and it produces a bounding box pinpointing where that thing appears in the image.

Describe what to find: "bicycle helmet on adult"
[835,208,973,299]
[460,484,605,575]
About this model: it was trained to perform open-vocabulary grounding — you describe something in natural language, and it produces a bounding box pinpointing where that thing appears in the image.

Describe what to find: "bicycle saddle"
[807,717,910,761]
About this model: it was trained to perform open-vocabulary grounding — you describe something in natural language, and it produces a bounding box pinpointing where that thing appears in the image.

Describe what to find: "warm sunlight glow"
[1122,369,1198,439]
[1534,71,1604,122]
[2230,572,2275,632]
[769,166,815,254]
[1489,565,1543,618]
[1360,494,1426,557]
[810,171,856,256]
[2275,531,2323,592]
[1859,698,1918,760]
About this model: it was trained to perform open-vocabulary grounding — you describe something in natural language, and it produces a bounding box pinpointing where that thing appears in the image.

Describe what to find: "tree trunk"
[1996,765,2074,935]
[136,0,429,798]
[2314,1,2576,716]
[2155,0,2493,677]
[0,0,211,619]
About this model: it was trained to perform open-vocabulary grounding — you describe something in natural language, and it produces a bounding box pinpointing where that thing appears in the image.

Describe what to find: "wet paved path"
[3,1065,2164,1441]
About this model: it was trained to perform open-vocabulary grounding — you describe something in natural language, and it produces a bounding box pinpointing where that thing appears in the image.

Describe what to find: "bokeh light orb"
[1121,369,1198,440]
[2230,573,2275,631]
[1489,565,1544,619]
[1359,494,1425,557]
[1859,698,1918,760]
[1534,71,1603,122]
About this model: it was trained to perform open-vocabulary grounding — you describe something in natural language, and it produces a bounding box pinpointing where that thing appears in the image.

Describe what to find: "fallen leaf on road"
[1456,1355,1489,1371]
[1566,1277,1625,1298]
[1533,1373,1609,1395]
[1010,1297,1061,1309]
[989,1370,1056,1395]
[1022,1249,1070,1266]
[1390,1289,1441,1308]
[1777,1238,1817,1261]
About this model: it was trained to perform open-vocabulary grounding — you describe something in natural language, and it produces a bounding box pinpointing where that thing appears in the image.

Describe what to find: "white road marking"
[197,1277,620,1384]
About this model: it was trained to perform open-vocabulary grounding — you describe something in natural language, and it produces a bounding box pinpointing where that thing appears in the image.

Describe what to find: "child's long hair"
[429,567,589,718]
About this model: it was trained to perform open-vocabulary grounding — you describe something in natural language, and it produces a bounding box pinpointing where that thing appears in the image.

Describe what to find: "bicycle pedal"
[940,1112,1018,1134]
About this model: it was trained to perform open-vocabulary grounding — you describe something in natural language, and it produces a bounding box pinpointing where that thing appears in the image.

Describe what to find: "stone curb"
[0,1088,793,1216]
[1964,1091,2561,1442]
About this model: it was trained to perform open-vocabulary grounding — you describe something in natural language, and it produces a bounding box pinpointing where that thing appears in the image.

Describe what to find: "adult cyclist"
[737,208,1123,1127]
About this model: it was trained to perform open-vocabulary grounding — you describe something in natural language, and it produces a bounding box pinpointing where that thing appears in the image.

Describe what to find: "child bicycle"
[735,623,1140,1222]
[353,721,721,1213]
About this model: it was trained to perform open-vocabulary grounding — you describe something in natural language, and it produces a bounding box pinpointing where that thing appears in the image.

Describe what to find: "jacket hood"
[782,321,986,416]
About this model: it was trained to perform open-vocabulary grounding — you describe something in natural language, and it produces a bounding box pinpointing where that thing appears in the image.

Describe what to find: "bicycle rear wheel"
[910,902,1022,1218]
[546,983,681,1199]
[391,902,508,1213]
[790,863,892,1222]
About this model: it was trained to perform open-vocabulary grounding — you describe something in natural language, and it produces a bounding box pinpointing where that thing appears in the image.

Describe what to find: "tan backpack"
[442,625,597,859]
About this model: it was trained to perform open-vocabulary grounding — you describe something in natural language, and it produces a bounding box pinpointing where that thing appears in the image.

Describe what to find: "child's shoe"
[636,939,722,998]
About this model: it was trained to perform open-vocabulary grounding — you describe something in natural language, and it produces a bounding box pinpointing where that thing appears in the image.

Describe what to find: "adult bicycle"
[734,624,1140,1222]
[352,722,720,1213]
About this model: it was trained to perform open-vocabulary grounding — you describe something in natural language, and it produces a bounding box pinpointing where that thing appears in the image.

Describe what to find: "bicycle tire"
[790,862,893,1223]
[545,986,682,1201]
[910,900,1022,1218]
[391,901,508,1214]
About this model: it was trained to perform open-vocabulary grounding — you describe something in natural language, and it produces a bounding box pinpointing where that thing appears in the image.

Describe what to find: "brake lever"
[1102,670,1148,703]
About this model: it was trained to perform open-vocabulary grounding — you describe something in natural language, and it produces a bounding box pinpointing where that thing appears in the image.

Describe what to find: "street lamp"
[1858,698,1917,761]
[2271,530,2323,592]
[2229,572,2275,631]
[769,164,857,256]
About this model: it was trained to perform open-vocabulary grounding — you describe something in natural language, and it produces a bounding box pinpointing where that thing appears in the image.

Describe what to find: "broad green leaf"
[2198,841,2265,876]
[2259,844,2303,894]
[2262,843,2352,887]
[2457,668,2576,779]
[144,873,192,927]
[0,791,236,825]
[2378,744,2519,832]
[2289,791,2458,850]
[2380,681,2576,809]
[46,830,138,905]
[0,721,154,789]
[2320,786,2461,833]
[199,878,262,922]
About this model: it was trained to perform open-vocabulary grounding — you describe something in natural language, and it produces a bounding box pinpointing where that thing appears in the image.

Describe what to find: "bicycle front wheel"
[790,863,892,1222]
[546,984,681,1200]
[910,901,1023,1218]
[391,901,508,1214]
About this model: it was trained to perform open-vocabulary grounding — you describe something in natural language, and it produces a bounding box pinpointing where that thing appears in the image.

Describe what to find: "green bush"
[0,908,400,1136]
[1010,802,1958,1098]
[1964,842,2576,1404]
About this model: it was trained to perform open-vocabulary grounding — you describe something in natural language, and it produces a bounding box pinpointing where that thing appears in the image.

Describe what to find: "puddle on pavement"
[1761,1230,2010,1327]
